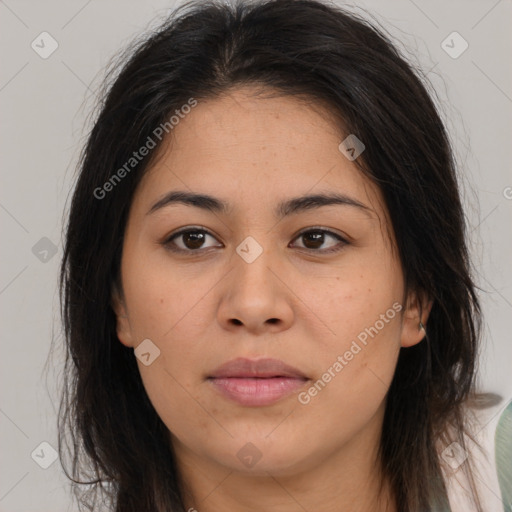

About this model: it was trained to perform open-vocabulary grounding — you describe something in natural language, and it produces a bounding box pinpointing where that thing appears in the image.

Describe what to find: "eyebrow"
[147,190,373,218]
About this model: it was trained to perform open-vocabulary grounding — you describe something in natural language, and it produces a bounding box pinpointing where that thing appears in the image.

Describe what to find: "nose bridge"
[231,233,277,295]
[218,233,294,332]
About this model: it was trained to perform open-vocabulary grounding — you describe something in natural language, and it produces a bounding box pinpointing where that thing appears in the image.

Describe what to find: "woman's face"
[113,87,426,478]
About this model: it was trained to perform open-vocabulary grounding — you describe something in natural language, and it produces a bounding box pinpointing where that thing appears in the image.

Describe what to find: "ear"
[400,289,433,348]
[111,283,135,348]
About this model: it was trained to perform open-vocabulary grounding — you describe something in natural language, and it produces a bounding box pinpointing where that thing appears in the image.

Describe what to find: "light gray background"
[1,0,511,510]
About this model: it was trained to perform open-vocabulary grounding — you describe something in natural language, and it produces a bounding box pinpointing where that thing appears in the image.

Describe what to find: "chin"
[202,436,317,477]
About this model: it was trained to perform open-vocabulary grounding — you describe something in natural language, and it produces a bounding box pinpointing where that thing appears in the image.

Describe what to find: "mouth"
[207,357,310,407]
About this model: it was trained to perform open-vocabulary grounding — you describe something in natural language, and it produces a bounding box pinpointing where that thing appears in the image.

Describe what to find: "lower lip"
[208,377,308,406]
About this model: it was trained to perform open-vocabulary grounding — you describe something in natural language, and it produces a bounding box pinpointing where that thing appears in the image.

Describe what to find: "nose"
[217,245,295,335]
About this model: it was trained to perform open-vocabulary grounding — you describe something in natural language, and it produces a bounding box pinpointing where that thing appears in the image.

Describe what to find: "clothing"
[445,400,512,512]
[495,401,512,511]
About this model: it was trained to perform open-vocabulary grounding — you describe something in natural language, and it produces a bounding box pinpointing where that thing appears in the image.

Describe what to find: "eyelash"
[162,226,349,255]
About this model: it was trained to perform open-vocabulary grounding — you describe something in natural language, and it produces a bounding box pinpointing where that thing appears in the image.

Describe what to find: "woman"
[58,0,508,510]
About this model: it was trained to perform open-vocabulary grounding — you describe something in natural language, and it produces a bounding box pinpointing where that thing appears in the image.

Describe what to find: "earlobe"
[111,285,135,348]
[400,290,433,348]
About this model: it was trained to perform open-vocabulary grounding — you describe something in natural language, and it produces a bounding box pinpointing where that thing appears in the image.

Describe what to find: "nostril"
[229,318,279,326]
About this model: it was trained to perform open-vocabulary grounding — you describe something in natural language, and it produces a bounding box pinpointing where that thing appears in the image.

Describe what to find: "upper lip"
[208,357,308,379]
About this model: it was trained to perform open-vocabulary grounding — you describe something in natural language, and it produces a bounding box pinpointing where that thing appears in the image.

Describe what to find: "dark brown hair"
[58,1,483,510]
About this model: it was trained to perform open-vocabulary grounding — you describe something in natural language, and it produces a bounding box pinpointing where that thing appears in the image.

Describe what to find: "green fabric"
[495,400,512,512]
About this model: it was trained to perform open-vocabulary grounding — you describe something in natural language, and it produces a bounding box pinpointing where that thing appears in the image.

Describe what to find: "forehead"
[133,86,388,225]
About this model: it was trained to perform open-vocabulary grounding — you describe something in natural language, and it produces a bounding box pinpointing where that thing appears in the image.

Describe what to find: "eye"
[162,226,348,255]
[290,228,348,253]
[163,227,222,253]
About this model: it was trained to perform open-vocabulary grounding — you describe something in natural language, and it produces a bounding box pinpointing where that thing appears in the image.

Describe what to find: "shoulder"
[441,396,511,512]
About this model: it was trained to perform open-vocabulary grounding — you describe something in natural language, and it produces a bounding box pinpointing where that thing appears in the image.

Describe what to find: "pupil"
[303,231,323,249]
[184,231,205,249]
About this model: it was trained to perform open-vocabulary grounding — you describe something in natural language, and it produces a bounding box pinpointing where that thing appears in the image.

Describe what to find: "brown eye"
[163,226,348,255]
[164,228,222,253]
[291,228,348,253]
[301,231,325,249]
[180,231,207,249]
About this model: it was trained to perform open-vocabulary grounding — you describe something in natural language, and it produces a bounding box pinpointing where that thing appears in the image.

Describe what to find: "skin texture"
[112,87,431,512]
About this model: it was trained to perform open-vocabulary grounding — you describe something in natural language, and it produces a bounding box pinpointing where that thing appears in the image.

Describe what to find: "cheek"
[297,311,401,438]
[296,258,403,404]
[123,276,215,426]
[138,361,210,452]
[122,257,216,342]
[298,260,403,346]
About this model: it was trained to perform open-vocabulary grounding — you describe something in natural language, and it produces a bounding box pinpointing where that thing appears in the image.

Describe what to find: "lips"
[207,357,309,406]
[208,357,307,379]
